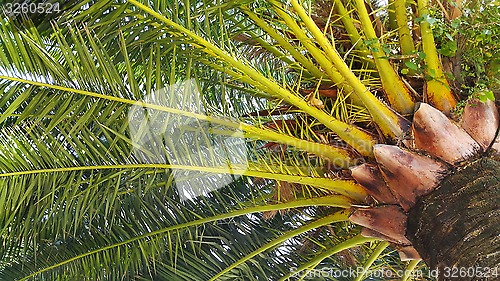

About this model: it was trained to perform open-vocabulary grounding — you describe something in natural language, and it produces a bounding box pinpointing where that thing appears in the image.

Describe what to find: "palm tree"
[0,0,498,280]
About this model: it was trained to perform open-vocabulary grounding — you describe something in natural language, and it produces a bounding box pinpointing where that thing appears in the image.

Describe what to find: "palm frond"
[1,0,482,279]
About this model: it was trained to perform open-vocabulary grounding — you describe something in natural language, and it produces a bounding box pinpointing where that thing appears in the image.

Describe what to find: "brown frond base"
[406,157,500,281]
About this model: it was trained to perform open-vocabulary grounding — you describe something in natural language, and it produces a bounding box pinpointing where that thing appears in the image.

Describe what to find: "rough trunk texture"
[407,157,500,281]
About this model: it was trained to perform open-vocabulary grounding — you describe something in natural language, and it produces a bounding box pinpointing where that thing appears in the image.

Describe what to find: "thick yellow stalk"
[270,4,346,85]
[288,0,410,139]
[0,162,367,200]
[333,0,368,52]
[242,7,325,78]
[243,126,358,168]
[353,0,415,114]
[270,1,366,106]
[387,0,398,31]
[128,0,377,156]
[394,0,415,55]
[331,0,377,69]
[417,0,456,113]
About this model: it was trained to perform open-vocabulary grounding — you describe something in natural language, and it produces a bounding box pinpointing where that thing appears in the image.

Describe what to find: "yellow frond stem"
[0,162,366,201]
[128,0,377,156]
[394,0,415,55]
[333,0,369,53]
[270,1,365,107]
[417,0,457,113]
[0,75,359,167]
[353,0,415,114]
[242,7,325,78]
[269,3,352,91]
[288,0,409,139]
[387,0,399,31]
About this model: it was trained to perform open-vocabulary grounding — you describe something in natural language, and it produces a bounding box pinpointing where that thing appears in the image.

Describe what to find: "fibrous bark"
[407,157,500,281]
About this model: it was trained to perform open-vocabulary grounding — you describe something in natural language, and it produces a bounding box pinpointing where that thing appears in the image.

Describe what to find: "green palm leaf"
[1,0,496,280]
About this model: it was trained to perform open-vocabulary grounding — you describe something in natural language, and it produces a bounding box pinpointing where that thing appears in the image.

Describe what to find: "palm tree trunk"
[407,157,500,281]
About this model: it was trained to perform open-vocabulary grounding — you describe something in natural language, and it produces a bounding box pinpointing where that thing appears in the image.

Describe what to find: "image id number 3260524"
[2,1,60,16]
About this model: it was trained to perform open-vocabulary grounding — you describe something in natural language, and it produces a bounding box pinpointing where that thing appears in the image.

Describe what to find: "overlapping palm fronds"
[0,0,497,280]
